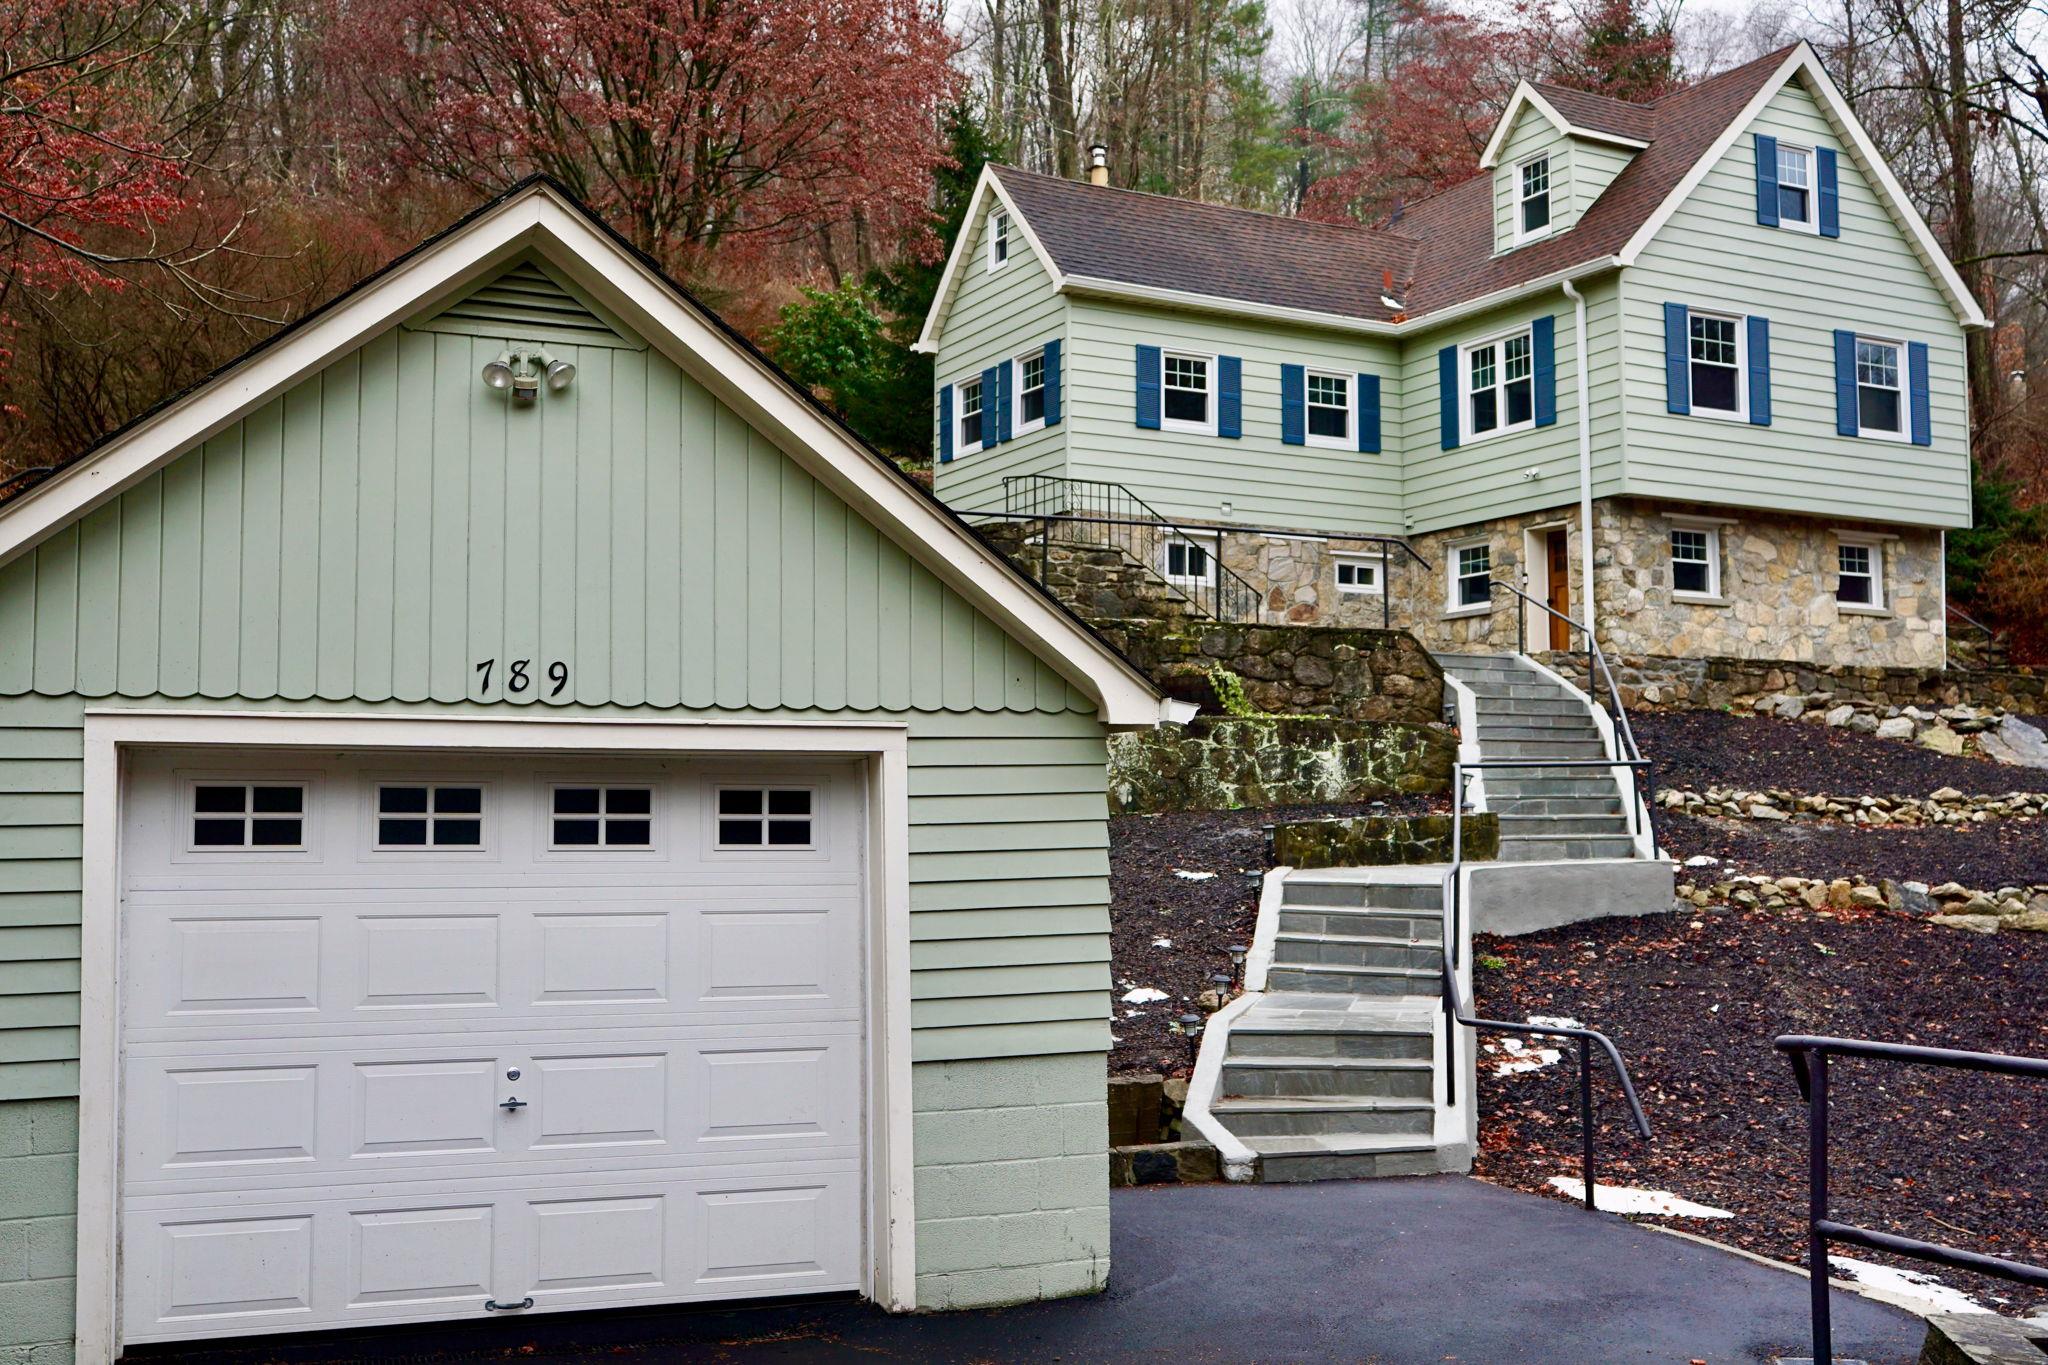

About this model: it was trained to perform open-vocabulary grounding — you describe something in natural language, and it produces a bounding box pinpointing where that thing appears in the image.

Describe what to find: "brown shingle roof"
[991,46,1793,329]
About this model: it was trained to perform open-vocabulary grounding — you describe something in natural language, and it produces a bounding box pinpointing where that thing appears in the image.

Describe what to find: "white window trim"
[1446,537,1494,617]
[1683,309,1748,423]
[1853,334,1911,442]
[1836,536,1888,614]
[371,780,491,853]
[181,777,312,856]
[1012,347,1048,437]
[1332,552,1384,596]
[1775,143,1819,235]
[545,781,659,852]
[712,782,822,853]
[1460,327,1537,444]
[1514,154,1554,244]
[1668,520,1725,602]
[1303,368,1356,450]
[1160,530,1220,588]
[1160,349,1218,436]
[987,210,1011,271]
[954,375,986,455]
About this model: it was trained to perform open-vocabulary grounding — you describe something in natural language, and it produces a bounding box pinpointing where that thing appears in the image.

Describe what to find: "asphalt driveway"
[128,1175,1924,1364]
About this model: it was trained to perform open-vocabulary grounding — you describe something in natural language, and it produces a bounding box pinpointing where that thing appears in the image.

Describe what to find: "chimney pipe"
[1088,145,1109,187]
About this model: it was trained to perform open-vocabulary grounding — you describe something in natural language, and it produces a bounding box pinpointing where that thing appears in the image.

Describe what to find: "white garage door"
[116,750,867,1346]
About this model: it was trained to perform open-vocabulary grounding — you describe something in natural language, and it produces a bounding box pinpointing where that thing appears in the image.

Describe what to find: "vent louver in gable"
[410,258,642,349]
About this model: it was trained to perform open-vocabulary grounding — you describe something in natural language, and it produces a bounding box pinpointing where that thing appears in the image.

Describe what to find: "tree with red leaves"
[331,0,960,274]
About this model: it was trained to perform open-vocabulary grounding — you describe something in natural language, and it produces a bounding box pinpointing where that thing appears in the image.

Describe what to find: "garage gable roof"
[0,179,1169,727]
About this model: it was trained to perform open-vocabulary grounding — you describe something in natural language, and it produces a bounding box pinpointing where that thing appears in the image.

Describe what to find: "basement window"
[1449,540,1492,613]
[1837,540,1885,610]
[1670,525,1722,599]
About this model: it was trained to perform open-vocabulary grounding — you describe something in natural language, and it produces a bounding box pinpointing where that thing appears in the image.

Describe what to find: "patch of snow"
[1120,987,1169,1005]
[1828,1256,1991,1316]
[1545,1177,1732,1218]
[1173,869,1216,881]
[1495,1039,1562,1076]
[1684,854,1721,867]
[1152,938,1174,949]
[1526,1015,1584,1032]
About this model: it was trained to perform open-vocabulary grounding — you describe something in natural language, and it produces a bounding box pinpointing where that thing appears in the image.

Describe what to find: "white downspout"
[1561,280,1595,635]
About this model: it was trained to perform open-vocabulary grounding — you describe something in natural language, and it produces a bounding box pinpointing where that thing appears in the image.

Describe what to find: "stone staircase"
[1435,653,1643,863]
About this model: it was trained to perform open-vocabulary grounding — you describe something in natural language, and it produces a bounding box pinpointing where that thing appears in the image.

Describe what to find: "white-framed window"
[1305,369,1353,448]
[375,783,484,849]
[716,786,815,849]
[1836,539,1885,609]
[1855,337,1908,439]
[1776,144,1816,231]
[1015,348,1047,433]
[1333,554,1383,595]
[956,375,984,451]
[1686,311,1745,418]
[1161,351,1214,433]
[189,782,307,849]
[1448,539,1493,614]
[988,210,1011,270]
[1161,532,1218,587]
[1463,329,1534,440]
[1669,524,1722,599]
[550,785,654,848]
[1517,155,1552,240]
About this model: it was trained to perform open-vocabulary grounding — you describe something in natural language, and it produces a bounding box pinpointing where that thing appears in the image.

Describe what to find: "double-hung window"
[988,210,1011,269]
[1669,525,1722,599]
[1837,540,1884,609]
[956,376,984,450]
[1465,330,1534,439]
[1305,370,1352,446]
[1162,352,1213,432]
[1855,338,1906,438]
[1016,349,1047,432]
[1449,540,1492,613]
[1687,312,1744,417]
[1776,145,1815,230]
[1518,155,1552,240]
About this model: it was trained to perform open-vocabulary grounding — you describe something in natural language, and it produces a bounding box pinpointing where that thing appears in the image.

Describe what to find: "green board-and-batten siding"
[0,290,1115,1102]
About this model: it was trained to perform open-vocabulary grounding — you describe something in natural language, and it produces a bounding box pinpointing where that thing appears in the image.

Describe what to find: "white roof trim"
[1479,82,1650,170]
[1616,43,1987,330]
[0,182,1166,727]
[912,167,1065,354]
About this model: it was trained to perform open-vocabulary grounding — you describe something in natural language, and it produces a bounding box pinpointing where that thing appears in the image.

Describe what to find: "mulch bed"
[1107,796,1444,1076]
[1659,810,2048,888]
[1637,709,2048,796]
[1473,901,2048,1311]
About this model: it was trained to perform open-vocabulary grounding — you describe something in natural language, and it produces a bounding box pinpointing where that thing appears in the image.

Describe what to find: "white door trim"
[75,707,917,1365]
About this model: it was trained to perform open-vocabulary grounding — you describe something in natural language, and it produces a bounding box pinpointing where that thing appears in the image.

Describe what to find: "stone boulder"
[1979,716,2048,769]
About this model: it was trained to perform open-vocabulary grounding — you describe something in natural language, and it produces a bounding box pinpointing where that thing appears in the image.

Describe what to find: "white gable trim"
[911,166,1065,353]
[1616,44,1987,329]
[0,183,1166,726]
[1479,83,1650,170]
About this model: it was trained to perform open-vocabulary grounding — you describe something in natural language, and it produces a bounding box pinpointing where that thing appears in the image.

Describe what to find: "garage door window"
[716,787,814,848]
[190,783,305,848]
[551,785,654,847]
[375,784,484,848]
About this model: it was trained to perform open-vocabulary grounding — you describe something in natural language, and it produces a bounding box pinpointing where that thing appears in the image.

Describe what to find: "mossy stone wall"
[1107,717,1453,814]
[1271,813,1500,868]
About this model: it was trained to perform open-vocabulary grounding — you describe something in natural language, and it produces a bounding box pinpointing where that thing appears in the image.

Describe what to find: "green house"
[0,180,1175,1363]
[918,43,1986,671]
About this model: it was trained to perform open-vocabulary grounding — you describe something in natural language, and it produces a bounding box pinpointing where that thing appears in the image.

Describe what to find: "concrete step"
[1499,833,1639,861]
[1210,1096,1435,1138]
[1482,738,1612,759]
[1487,795,1624,816]
[1271,931,1443,971]
[1250,1133,1442,1182]
[1263,962,1443,996]
[1460,683,1577,702]
[1226,1022,1433,1062]
[1468,695,1587,717]
[1219,1056,1434,1101]
[1478,724,1606,743]
[1482,775,1625,797]
[1476,711,1595,730]
[1281,879,1442,911]
[1277,906,1442,940]
[1496,813,1634,837]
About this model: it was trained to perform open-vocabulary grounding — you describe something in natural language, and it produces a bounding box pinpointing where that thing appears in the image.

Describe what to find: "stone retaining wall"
[1107,718,1453,814]
[1095,619,1443,724]
[1594,652,2048,712]
[1272,812,1499,868]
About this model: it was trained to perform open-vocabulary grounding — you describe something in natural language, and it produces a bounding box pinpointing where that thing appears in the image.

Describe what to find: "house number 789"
[474,658,569,698]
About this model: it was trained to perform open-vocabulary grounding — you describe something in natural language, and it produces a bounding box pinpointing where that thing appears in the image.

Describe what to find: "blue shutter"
[1437,347,1459,450]
[1280,364,1305,445]
[1358,374,1381,453]
[1218,355,1243,438]
[1532,316,1557,427]
[980,365,1000,450]
[1664,303,1690,415]
[1755,133,1780,227]
[1834,330,1859,436]
[1817,147,1840,238]
[1746,316,1771,426]
[1135,345,1161,429]
[1043,339,1062,425]
[995,360,1013,443]
[1909,341,1932,445]
[937,384,954,463]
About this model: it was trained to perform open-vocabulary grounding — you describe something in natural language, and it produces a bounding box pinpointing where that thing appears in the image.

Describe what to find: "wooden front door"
[1545,529,1571,650]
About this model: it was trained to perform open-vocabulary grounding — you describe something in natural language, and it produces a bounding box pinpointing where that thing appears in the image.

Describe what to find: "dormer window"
[1517,156,1552,240]
[988,210,1011,270]
[1776,145,1815,230]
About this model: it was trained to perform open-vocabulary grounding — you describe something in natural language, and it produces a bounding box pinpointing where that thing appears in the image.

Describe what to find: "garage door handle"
[484,1297,533,1312]
[499,1097,527,1110]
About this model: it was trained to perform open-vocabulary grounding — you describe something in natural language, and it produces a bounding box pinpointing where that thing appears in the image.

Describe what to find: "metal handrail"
[1775,1035,2048,1362]
[1438,758,1653,1211]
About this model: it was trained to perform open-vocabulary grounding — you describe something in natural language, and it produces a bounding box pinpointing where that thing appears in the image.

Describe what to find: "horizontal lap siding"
[1620,79,1970,528]
[1065,300,1403,535]
[931,209,1069,516]
[1494,110,1573,250]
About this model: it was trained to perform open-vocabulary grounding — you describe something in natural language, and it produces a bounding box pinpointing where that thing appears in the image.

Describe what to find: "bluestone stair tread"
[1221,1056,1433,1074]
[1211,1096,1434,1116]
[1243,1133,1437,1157]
